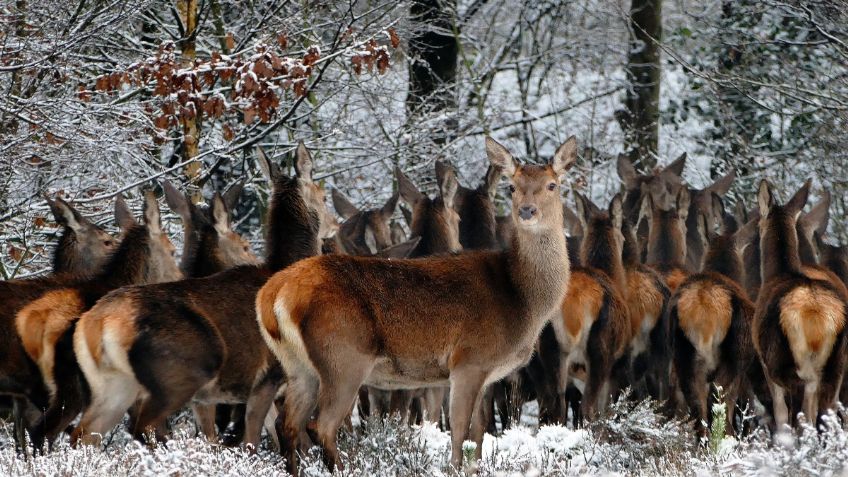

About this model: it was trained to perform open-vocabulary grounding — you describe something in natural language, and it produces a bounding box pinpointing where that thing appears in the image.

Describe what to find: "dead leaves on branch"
[86,28,400,142]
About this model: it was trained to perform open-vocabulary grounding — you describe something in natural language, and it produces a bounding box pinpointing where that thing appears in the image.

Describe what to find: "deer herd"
[2,137,848,474]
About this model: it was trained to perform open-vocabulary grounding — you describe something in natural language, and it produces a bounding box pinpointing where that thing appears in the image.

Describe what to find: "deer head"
[47,197,117,276]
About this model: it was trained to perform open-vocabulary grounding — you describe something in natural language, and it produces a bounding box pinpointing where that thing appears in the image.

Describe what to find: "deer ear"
[757,180,774,218]
[294,141,313,182]
[255,147,278,182]
[573,192,592,232]
[710,192,725,222]
[222,180,245,213]
[562,203,583,237]
[381,191,400,220]
[552,136,578,176]
[434,161,454,191]
[439,166,459,210]
[616,154,638,189]
[114,194,136,230]
[638,192,653,229]
[483,164,501,200]
[142,189,163,235]
[395,167,424,206]
[801,190,831,237]
[485,137,517,177]
[707,169,736,197]
[163,181,191,222]
[734,216,758,255]
[696,211,710,247]
[676,187,691,222]
[400,205,413,227]
[378,236,421,259]
[663,152,687,178]
[786,179,812,219]
[609,193,624,232]
[49,197,84,232]
[211,192,231,235]
[331,188,359,220]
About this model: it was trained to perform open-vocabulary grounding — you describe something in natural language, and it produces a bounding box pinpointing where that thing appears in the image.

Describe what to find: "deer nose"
[518,206,538,220]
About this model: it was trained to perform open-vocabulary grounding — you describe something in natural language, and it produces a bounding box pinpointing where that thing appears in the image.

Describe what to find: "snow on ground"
[4,396,848,476]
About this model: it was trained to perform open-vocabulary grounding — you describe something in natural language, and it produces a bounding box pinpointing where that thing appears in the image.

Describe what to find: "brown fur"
[71,145,326,451]
[259,136,577,473]
[12,191,182,449]
[752,179,848,428]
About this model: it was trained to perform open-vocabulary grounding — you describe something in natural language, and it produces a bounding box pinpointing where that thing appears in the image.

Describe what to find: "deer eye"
[103,240,114,247]
[508,185,516,194]
[547,183,557,191]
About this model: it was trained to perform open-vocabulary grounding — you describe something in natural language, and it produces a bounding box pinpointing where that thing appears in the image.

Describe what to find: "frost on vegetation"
[6,401,848,476]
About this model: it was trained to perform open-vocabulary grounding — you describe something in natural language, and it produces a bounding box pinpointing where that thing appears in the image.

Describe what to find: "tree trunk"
[177,0,201,201]
[406,0,458,144]
[622,0,662,169]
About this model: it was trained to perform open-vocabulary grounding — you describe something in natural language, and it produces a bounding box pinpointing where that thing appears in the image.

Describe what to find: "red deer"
[817,234,848,287]
[256,136,577,473]
[670,198,755,437]
[372,163,461,424]
[163,181,255,277]
[753,179,848,428]
[30,183,258,449]
[617,153,686,261]
[330,188,399,255]
[13,190,183,448]
[45,197,118,276]
[683,171,736,271]
[550,192,630,422]
[69,143,328,451]
[640,188,691,293]
[617,153,686,224]
[1,197,118,447]
[621,218,672,401]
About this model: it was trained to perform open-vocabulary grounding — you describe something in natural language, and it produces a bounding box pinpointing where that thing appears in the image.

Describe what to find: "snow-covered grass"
[3,397,848,476]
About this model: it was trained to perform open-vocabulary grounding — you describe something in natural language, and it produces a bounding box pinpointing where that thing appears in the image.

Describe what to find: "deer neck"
[760,213,803,283]
[508,221,570,322]
[702,237,743,283]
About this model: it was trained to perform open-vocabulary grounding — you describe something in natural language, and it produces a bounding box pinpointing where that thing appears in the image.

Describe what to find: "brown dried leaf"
[388,28,400,49]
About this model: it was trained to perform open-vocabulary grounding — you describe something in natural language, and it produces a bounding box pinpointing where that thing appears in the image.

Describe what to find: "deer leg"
[73,376,141,447]
[279,372,319,476]
[313,365,373,472]
[191,403,218,442]
[770,382,789,430]
[803,380,820,425]
[423,387,446,426]
[389,390,413,421]
[357,387,371,424]
[263,402,280,451]
[469,385,492,461]
[243,381,279,451]
[448,368,488,471]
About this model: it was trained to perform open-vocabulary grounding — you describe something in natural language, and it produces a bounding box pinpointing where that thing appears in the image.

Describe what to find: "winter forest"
[3,0,848,476]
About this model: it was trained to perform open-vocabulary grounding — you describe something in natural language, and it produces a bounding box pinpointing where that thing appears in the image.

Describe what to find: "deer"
[69,143,329,451]
[330,187,399,255]
[0,197,118,448]
[617,153,686,262]
[752,179,848,429]
[163,180,255,277]
[621,217,672,402]
[44,197,118,277]
[669,197,756,438]
[817,235,848,287]
[372,162,462,424]
[256,136,577,473]
[683,171,736,271]
[550,192,631,423]
[640,187,691,293]
[12,190,183,449]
